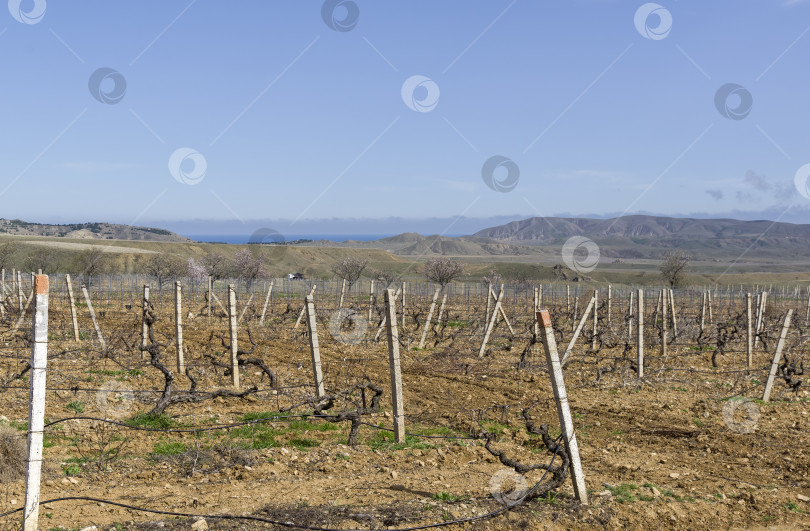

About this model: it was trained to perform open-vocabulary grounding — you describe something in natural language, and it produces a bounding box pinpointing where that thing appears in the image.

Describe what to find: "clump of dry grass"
[0,425,26,482]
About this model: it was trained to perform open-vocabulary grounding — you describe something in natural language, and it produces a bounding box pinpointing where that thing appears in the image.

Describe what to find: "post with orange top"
[536,310,589,505]
[23,275,49,531]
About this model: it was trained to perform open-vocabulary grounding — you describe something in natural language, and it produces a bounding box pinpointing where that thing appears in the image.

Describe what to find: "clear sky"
[2,0,810,236]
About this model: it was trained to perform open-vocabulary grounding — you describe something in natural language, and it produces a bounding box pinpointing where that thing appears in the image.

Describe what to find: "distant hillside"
[469,215,810,260]
[0,218,192,242]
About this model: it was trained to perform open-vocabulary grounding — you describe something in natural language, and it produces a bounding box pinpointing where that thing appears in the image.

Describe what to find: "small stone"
[79,527,97,531]
[9,500,16,506]
[669,472,680,479]
[191,518,208,531]
[391,470,398,480]
[651,487,661,497]
[797,494,810,502]
[596,490,612,497]
[69,477,79,484]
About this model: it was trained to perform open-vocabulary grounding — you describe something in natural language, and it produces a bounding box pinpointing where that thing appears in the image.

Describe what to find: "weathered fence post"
[637,289,644,378]
[338,278,347,309]
[607,285,612,325]
[478,285,504,357]
[668,289,677,341]
[294,285,318,330]
[384,289,405,443]
[141,285,150,357]
[661,289,667,357]
[175,281,184,374]
[368,280,375,321]
[419,286,441,349]
[755,291,768,349]
[207,275,213,324]
[700,291,707,332]
[81,284,105,350]
[762,309,792,402]
[561,296,596,366]
[707,289,713,324]
[23,275,48,531]
[305,294,325,397]
[536,310,589,505]
[228,284,239,388]
[591,289,598,350]
[627,290,634,344]
[401,281,406,329]
[746,293,753,369]
[65,274,80,341]
[259,280,274,326]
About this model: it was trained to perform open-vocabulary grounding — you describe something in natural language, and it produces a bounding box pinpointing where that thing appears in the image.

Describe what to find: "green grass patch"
[127,412,175,429]
[606,483,639,503]
[368,431,436,451]
[289,437,319,450]
[66,400,84,414]
[152,440,187,456]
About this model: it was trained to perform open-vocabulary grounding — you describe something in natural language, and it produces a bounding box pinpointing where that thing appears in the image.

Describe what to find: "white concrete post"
[419,286,441,349]
[368,280,375,321]
[762,309,792,403]
[536,310,589,505]
[259,280,274,326]
[591,289,598,350]
[384,289,405,443]
[81,284,105,350]
[228,284,239,388]
[562,295,596,367]
[175,281,184,374]
[746,293,753,370]
[23,275,49,531]
[65,274,80,341]
[637,289,644,378]
[304,294,325,397]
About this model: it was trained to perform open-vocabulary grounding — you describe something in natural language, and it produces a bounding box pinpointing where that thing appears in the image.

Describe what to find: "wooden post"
[207,275,213,325]
[478,285,504,357]
[762,310,792,402]
[561,296,596,366]
[627,290,634,344]
[436,291,448,325]
[533,287,539,338]
[368,280,375,321]
[419,286,441,349]
[81,285,105,350]
[746,293,753,370]
[668,289,677,341]
[18,270,24,312]
[141,285,150,356]
[65,274,80,341]
[401,281,406,329]
[486,283,492,323]
[566,285,570,313]
[384,289,405,443]
[488,286,515,335]
[304,294,325,397]
[175,281,184,374]
[591,289,598,350]
[661,289,667,357]
[607,285,612,325]
[23,275,48,531]
[755,292,768,349]
[259,280,274,326]
[374,287,401,341]
[707,289,713,324]
[536,310,589,505]
[228,284,239,388]
[238,292,254,323]
[572,296,579,332]
[294,285,318,329]
[637,289,644,378]
[700,291,706,332]
[338,278,346,309]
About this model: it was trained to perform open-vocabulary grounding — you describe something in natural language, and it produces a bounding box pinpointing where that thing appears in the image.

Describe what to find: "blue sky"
[2,0,810,236]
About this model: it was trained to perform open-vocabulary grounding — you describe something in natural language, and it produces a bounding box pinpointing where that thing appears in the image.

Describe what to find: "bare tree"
[72,247,112,288]
[659,251,690,288]
[233,248,266,290]
[143,253,186,293]
[201,250,232,281]
[25,246,56,274]
[372,268,396,288]
[482,269,502,287]
[0,242,20,272]
[424,258,465,288]
[331,256,368,290]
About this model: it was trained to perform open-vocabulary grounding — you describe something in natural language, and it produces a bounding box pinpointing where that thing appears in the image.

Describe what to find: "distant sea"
[186,234,395,244]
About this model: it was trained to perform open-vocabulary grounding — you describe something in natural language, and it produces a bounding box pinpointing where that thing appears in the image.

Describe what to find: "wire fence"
[0,274,807,529]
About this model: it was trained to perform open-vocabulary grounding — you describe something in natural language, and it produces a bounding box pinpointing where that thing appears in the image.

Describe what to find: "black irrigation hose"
[0,436,565,531]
